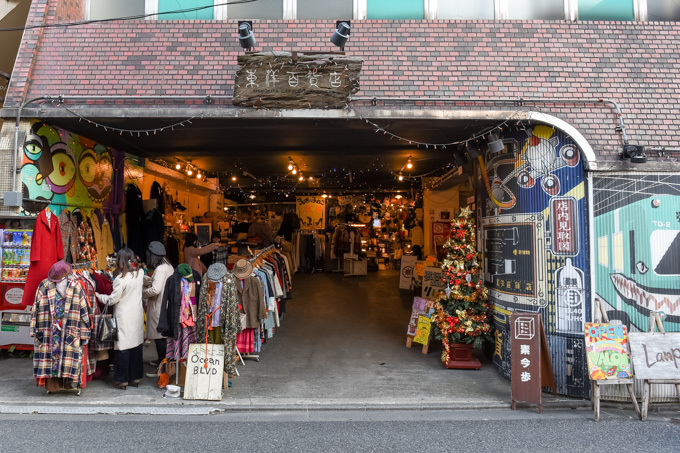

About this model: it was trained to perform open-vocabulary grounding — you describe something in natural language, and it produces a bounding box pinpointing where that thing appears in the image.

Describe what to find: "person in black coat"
[156,266,202,340]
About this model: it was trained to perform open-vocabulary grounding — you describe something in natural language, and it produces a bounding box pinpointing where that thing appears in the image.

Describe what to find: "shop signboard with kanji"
[510,312,555,413]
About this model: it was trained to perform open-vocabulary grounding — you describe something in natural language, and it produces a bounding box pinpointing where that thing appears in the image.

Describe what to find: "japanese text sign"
[550,196,578,256]
[511,313,542,407]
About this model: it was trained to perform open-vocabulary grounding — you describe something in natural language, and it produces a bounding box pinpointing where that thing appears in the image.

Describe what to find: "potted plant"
[432,206,492,369]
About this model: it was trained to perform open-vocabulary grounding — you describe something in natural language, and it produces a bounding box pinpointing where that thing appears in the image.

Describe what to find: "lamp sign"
[233,52,363,109]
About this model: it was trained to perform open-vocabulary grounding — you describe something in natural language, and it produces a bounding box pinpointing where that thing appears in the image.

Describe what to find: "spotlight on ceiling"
[487,133,504,154]
[330,21,351,51]
[622,144,647,164]
[238,21,256,50]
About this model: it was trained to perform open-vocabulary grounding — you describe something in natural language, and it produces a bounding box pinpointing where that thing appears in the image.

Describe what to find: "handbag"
[97,301,118,343]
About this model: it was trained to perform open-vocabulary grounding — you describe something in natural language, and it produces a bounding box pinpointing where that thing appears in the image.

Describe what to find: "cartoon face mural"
[593,174,680,333]
[477,125,590,398]
[20,121,121,215]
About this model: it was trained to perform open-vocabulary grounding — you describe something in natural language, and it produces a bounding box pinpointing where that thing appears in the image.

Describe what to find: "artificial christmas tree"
[432,206,492,369]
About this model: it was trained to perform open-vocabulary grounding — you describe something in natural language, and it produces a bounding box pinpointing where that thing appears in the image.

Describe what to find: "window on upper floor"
[578,0,634,21]
[89,0,145,20]
[297,0,353,19]
[507,0,565,20]
[647,0,680,21]
[228,0,284,19]
[367,0,425,19]
[158,0,214,20]
[436,0,495,19]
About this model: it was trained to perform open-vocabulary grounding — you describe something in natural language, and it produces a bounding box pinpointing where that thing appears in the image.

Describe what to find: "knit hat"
[233,259,253,279]
[206,263,227,282]
[48,260,72,282]
[177,263,193,282]
[148,241,166,256]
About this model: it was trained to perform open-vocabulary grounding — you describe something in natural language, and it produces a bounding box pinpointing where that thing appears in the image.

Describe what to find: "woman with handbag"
[96,248,145,390]
[142,241,173,371]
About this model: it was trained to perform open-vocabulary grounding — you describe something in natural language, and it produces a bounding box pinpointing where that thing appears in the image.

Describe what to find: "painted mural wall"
[592,174,680,334]
[477,124,590,398]
[19,120,125,216]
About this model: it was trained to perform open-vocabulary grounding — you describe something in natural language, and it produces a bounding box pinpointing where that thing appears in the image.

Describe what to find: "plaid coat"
[30,275,92,381]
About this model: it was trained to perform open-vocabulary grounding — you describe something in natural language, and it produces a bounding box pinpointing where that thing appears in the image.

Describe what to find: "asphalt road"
[2,408,679,452]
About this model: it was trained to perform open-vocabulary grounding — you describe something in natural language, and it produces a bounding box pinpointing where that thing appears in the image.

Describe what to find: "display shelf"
[1,244,30,249]
[0,280,27,284]
[2,264,29,268]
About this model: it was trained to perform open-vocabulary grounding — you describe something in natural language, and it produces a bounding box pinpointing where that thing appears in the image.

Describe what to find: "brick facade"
[4,3,680,161]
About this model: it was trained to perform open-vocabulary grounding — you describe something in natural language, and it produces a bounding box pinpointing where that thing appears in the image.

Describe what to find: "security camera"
[621,144,646,164]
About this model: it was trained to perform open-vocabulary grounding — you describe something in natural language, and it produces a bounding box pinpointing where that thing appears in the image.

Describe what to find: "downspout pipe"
[12,95,50,192]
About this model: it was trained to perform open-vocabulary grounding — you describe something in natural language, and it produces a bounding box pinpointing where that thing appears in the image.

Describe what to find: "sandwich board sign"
[184,344,224,401]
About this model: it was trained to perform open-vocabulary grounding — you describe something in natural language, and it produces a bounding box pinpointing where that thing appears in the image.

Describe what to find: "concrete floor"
[0,270,586,412]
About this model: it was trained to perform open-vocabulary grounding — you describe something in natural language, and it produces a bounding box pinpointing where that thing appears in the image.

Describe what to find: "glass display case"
[0,229,32,283]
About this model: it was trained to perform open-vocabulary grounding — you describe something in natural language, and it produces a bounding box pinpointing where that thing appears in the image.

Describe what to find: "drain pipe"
[350,96,629,144]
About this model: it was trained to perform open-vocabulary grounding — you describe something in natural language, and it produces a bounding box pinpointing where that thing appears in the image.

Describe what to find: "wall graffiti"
[20,121,122,215]
[592,174,680,334]
[478,125,589,398]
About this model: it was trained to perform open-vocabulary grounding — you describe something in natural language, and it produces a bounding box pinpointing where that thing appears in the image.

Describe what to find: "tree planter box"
[445,343,481,370]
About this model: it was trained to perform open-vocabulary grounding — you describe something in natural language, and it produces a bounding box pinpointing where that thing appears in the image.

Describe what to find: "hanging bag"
[97,300,118,343]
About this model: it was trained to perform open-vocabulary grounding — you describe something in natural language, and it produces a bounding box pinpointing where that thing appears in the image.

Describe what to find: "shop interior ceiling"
[48,116,499,193]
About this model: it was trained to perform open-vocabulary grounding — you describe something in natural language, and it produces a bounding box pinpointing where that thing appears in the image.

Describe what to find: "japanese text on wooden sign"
[511,313,542,406]
[584,323,632,380]
[233,52,363,109]
[422,266,445,300]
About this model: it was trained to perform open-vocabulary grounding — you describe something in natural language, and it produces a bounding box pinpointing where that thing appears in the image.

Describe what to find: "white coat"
[142,262,173,340]
[98,270,144,351]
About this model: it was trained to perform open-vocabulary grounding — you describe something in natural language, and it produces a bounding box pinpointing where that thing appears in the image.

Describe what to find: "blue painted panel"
[477,124,589,398]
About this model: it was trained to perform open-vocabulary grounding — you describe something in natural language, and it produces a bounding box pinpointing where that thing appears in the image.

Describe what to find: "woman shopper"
[183,232,222,277]
[142,241,173,371]
[96,248,145,390]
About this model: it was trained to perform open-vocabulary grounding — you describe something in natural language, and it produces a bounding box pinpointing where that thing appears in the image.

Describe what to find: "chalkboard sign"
[629,332,680,380]
[584,323,632,380]
[194,223,211,246]
[183,344,224,401]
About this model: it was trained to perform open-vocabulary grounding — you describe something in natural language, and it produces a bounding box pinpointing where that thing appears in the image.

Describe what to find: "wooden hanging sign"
[233,51,363,109]
[510,312,556,413]
[184,343,225,401]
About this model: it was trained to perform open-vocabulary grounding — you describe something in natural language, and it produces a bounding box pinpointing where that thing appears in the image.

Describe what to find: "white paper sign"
[183,343,224,401]
[629,332,680,380]
[399,255,418,290]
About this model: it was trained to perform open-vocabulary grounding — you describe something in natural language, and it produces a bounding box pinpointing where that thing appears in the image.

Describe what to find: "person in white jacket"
[96,248,144,390]
[143,241,173,371]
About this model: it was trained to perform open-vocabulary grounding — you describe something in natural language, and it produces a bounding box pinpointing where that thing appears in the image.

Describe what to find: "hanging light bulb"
[398,173,404,181]
[308,176,314,181]
[231,175,237,182]
[175,162,182,170]
[187,167,194,176]
[287,158,294,171]
[292,168,298,175]
[196,170,202,179]
[249,194,256,199]
[298,174,304,182]
[406,156,413,169]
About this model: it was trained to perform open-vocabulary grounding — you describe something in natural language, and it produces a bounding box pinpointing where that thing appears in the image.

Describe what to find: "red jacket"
[22,209,64,306]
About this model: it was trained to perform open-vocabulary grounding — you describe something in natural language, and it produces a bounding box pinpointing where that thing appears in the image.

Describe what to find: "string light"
[287,157,294,171]
[406,156,413,169]
[231,175,237,182]
[175,163,181,170]
[398,173,404,181]
[292,168,297,175]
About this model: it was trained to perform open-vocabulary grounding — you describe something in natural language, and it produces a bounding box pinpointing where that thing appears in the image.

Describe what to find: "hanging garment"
[165,234,180,267]
[125,184,146,259]
[145,209,165,249]
[22,209,64,307]
[196,275,240,377]
[92,216,114,270]
[30,274,91,381]
[236,276,266,329]
[75,213,97,263]
[157,269,202,341]
[57,209,78,264]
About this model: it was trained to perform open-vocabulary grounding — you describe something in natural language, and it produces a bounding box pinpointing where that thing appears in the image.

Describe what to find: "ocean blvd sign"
[233,52,363,109]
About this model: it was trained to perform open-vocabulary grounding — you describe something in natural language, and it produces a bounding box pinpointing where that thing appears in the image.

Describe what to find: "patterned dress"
[166,278,196,361]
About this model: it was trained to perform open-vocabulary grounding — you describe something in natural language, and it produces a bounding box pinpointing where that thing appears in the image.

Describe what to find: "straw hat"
[233,259,253,279]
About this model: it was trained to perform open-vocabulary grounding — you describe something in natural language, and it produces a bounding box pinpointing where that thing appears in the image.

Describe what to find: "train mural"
[592,174,680,334]
[477,124,590,398]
